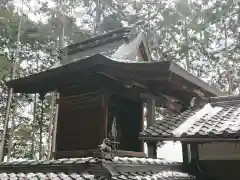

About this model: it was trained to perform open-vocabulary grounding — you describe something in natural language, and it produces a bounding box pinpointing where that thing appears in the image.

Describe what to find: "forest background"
[0,0,239,161]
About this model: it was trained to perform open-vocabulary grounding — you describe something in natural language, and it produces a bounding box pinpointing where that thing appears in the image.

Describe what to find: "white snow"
[172,103,223,137]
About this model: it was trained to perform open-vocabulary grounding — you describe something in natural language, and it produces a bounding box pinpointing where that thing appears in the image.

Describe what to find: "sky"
[157,142,182,161]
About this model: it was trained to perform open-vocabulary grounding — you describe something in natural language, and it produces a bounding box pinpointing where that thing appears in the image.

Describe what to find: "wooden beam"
[139,136,240,142]
[182,142,190,165]
[101,67,168,81]
[147,142,157,158]
[147,97,155,127]
[103,161,183,174]
[190,143,199,164]
[111,150,146,158]
[140,93,183,113]
[96,73,183,113]
[54,149,146,159]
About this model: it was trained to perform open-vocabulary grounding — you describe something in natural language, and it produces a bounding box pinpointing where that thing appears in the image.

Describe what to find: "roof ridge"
[66,27,132,50]
[0,156,181,165]
[62,27,133,57]
[191,95,240,107]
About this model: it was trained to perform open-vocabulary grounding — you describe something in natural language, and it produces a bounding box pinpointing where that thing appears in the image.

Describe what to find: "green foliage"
[0,55,11,74]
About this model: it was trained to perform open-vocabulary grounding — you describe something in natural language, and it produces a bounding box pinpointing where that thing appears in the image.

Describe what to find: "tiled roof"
[0,171,195,180]
[57,27,147,67]
[140,96,240,139]
[0,157,180,166]
[0,157,195,180]
[0,157,99,166]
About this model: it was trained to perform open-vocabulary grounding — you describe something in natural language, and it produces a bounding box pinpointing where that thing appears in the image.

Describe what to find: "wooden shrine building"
[2,27,224,179]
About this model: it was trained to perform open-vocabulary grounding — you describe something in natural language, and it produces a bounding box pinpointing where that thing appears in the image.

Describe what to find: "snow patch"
[172,103,223,137]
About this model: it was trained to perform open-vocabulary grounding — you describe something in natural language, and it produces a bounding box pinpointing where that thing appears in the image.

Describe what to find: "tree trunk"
[0,0,24,162]
[184,20,190,72]
[224,22,232,95]
[31,128,35,159]
[47,93,55,159]
[39,96,44,160]
[6,107,16,162]
[50,0,65,160]
[94,0,101,34]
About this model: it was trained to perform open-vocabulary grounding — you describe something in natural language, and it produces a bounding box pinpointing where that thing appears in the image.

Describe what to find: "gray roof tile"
[140,97,240,139]
[0,157,195,179]
[0,157,178,167]
[0,171,195,180]
[0,157,100,166]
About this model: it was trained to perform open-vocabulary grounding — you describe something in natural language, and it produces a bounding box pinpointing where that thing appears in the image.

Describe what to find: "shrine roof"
[140,95,240,142]
[57,27,151,66]
[0,157,195,180]
[6,55,223,99]
[6,26,224,103]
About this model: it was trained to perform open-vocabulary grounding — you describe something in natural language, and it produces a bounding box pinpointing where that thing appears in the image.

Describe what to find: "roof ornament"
[99,138,113,160]
[99,138,112,153]
[111,117,118,150]
[99,117,120,159]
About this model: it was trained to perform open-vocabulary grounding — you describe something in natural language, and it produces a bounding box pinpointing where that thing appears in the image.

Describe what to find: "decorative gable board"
[56,28,152,69]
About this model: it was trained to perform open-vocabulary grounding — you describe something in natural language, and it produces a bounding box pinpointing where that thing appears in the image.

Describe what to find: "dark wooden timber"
[111,150,146,158]
[54,149,102,159]
[198,160,240,180]
[147,142,157,158]
[182,142,190,165]
[6,57,224,98]
[193,95,240,107]
[54,149,146,159]
[139,136,240,142]
[103,161,184,174]
[190,143,199,164]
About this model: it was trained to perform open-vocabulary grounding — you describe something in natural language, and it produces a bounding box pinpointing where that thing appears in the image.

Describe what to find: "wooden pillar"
[147,98,155,127]
[147,142,157,158]
[182,142,190,164]
[146,97,156,157]
[101,95,108,142]
[190,143,199,164]
[51,93,59,159]
[140,103,145,152]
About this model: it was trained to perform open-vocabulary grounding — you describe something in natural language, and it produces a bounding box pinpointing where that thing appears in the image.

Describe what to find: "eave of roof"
[6,54,224,99]
[140,95,240,142]
[0,157,195,180]
[0,171,195,180]
[169,63,225,97]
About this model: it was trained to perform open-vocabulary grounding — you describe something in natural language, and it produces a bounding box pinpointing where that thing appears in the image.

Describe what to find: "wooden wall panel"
[199,160,240,180]
[198,142,240,160]
[108,97,143,152]
[56,93,105,152]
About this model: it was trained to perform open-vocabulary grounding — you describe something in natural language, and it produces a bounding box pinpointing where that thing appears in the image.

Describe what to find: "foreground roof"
[0,157,195,180]
[140,95,240,141]
[0,172,194,180]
